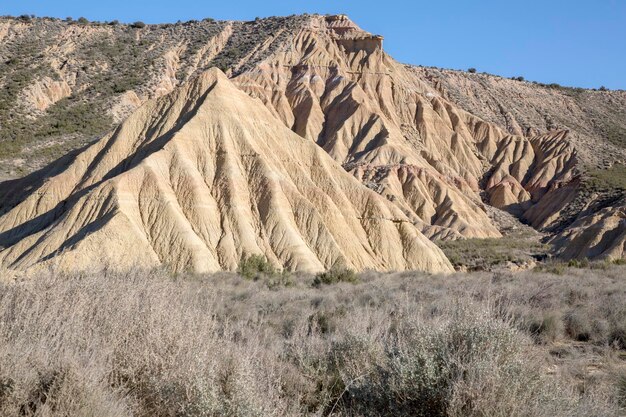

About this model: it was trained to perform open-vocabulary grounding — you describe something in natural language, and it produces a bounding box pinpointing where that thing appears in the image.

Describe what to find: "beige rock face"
[233,16,579,241]
[0,69,452,274]
[20,76,72,111]
[550,203,626,260]
[1,14,623,264]
[110,90,143,123]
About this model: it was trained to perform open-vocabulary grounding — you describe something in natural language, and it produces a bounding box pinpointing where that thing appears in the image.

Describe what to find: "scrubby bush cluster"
[237,254,277,279]
[0,265,624,416]
[237,254,295,289]
[436,235,548,270]
[313,265,358,287]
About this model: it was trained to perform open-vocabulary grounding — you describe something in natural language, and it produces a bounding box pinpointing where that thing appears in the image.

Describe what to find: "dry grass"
[0,265,624,416]
[436,235,549,271]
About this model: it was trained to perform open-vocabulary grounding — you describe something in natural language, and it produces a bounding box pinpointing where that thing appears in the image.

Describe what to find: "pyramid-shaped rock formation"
[233,15,579,241]
[0,69,453,273]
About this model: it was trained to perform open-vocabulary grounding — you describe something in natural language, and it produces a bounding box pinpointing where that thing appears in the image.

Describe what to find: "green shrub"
[131,21,146,29]
[77,17,89,25]
[313,266,358,287]
[568,258,590,268]
[237,254,276,280]
[534,263,566,275]
[467,67,477,73]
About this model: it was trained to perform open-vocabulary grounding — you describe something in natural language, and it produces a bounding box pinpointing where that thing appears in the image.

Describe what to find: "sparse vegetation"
[0,15,311,175]
[237,254,277,279]
[312,265,358,287]
[436,235,549,270]
[0,265,624,415]
[586,164,626,191]
[467,67,477,73]
[534,262,566,275]
[567,257,590,268]
[619,372,626,408]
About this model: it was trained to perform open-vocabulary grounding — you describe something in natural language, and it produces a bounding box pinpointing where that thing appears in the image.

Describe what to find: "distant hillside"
[0,15,308,177]
[1,15,624,180]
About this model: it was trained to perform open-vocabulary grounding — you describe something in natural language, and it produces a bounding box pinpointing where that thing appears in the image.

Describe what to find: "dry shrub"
[0,271,290,416]
[564,309,593,341]
[527,312,563,343]
[336,303,576,416]
[0,265,623,416]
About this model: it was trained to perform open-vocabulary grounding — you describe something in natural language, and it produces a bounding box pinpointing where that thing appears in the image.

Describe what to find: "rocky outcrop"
[550,203,626,260]
[20,76,72,111]
[233,15,580,242]
[0,69,453,274]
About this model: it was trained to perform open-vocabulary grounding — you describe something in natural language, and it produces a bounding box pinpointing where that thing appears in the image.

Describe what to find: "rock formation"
[0,14,624,269]
[550,202,626,260]
[0,69,453,273]
[233,15,580,242]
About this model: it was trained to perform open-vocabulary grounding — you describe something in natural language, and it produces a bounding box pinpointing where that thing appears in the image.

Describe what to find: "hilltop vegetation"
[0,15,308,177]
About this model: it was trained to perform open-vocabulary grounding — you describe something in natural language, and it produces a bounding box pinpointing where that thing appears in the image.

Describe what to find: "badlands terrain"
[0,13,624,272]
[0,12,625,417]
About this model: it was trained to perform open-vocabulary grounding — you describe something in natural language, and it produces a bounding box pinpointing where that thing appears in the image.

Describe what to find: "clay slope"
[1,13,623,262]
[549,201,626,260]
[0,68,452,274]
[233,15,579,241]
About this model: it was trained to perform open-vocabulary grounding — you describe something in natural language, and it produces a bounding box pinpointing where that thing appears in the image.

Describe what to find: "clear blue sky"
[4,0,625,89]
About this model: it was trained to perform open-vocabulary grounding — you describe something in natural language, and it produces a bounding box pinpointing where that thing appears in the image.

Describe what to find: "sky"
[3,0,625,89]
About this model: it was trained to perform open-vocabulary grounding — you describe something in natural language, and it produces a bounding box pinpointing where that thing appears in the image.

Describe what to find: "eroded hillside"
[0,15,309,177]
[0,14,624,271]
[0,69,452,273]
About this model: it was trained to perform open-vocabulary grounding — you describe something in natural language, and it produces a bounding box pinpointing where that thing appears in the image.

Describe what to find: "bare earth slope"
[0,69,452,273]
[409,65,626,259]
[0,14,624,269]
[231,15,588,245]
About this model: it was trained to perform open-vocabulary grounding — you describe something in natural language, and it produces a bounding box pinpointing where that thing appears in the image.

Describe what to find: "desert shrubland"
[0,265,624,416]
